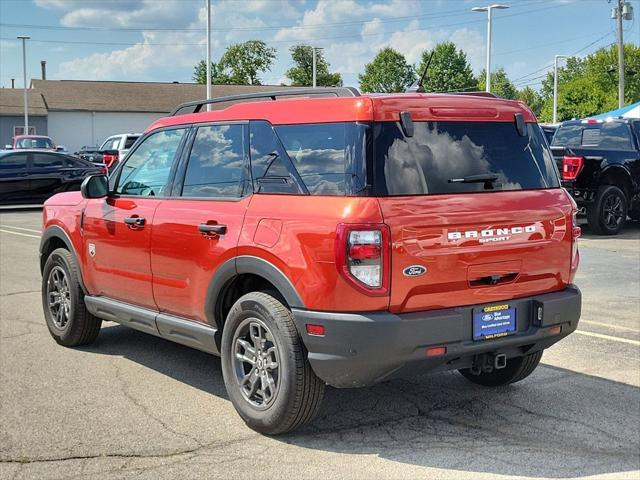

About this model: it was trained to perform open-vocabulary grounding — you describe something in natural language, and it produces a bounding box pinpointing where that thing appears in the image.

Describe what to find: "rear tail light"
[102,153,118,168]
[562,155,584,181]
[335,224,390,296]
[98,165,108,175]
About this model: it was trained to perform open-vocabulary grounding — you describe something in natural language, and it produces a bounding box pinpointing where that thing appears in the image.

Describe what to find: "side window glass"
[181,124,248,198]
[249,121,305,194]
[33,153,63,168]
[0,154,28,169]
[116,129,185,196]
[275,123,352,195]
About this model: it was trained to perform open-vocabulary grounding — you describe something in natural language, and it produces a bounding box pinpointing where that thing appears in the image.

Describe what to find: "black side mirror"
[81,174,109,199]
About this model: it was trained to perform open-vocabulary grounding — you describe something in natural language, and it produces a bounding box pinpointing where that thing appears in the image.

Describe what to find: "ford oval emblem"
[403,265,427,277]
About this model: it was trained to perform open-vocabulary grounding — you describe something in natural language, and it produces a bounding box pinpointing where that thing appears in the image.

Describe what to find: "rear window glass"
[373,121,559,196]
[552,123,633,150]
[274,122,367,196]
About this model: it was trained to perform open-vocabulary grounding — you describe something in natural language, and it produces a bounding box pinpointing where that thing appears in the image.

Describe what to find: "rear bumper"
[562,182,596,206]
[292,286,581,388]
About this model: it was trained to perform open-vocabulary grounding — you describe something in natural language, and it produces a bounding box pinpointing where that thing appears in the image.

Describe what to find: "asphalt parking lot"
[1,208,639,480]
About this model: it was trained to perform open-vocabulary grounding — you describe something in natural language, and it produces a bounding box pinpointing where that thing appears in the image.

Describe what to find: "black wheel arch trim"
[205,255,305,330]
[597,164,636,195]
[40,225,88,294]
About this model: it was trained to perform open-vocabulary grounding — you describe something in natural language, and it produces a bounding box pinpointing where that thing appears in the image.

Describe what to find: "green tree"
[359,47,416,93]
[194,41,277,85]
[417,42,476,93]
[192,60,232,84]
[538,43,640,122]
[477,68,518,99]
[285,45,342,87]
[517,86,543,117]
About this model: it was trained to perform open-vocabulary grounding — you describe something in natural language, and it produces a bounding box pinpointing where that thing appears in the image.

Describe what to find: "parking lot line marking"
[581,319,640,333]
[575,330,640,346]
[0,225,41,234]
[0,229,41,239]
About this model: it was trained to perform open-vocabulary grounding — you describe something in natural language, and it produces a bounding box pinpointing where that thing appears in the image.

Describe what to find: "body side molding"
[84,296,219,355]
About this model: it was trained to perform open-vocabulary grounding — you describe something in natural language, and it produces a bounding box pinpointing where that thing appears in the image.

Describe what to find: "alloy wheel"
[603,193,624,229]
[232,318,280,409]
[47,266,71,329]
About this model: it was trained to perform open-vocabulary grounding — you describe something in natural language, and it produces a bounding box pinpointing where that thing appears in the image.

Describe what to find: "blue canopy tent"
[589,101,640,120]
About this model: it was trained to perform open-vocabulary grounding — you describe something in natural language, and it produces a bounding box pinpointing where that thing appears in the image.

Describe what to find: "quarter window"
[249,121,305,194]
[116,129,186,196]
[181,124,248,198]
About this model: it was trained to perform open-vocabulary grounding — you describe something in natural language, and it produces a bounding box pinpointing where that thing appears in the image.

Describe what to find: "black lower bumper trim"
[292,286,581,388]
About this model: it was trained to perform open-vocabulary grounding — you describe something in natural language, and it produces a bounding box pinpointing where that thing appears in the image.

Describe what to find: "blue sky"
[0,0,638,90]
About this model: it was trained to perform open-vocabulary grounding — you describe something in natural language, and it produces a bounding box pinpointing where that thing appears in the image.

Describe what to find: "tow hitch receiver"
[469,353,507,375]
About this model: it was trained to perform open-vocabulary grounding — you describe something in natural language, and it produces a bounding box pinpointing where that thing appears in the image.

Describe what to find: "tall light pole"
[553,55,569,124]
[205,0,212,111]
[472,4,509,93]
[17,35,30,134]
[312,46,323,88]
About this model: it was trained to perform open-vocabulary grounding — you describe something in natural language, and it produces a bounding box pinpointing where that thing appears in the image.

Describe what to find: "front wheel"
[586,185,627,235]
[41,248,102,347]
[221,291,325,435]
[459,351,543,387]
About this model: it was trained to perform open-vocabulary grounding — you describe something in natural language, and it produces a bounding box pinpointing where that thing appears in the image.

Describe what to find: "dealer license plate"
[473,304,516,340]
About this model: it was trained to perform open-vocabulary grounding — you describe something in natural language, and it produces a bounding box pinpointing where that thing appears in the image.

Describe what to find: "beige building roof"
[0,88,48,116]
[31,80,296,114]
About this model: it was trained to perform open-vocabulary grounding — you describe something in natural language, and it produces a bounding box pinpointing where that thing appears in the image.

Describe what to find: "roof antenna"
[406,51,434,93]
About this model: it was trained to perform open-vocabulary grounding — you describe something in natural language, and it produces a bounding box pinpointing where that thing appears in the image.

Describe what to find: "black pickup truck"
[551,118,640,235]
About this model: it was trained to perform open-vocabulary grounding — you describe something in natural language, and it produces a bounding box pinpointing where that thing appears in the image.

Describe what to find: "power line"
[0,2,577,50]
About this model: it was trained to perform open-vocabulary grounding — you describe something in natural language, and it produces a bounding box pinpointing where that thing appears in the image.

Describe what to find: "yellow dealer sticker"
[483,304,509,312]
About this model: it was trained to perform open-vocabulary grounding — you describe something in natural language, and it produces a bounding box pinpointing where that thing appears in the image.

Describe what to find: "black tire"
[42,248,102,347]
[459,351,543,387]
[221,291,324,435]
[586,185,627,235]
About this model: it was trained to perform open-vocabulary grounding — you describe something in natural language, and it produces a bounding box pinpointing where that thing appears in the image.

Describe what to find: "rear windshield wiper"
[448,173,500,184]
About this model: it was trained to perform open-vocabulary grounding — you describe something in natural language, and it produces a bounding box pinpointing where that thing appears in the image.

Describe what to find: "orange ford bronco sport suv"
[40,88,582,434]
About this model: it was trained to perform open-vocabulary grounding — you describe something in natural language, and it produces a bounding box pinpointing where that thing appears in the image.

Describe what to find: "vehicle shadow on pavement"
[88,325,639,479]
[580,217,640,240]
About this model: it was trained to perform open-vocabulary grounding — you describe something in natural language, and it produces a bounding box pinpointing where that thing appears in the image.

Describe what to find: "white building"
[25,80,295,153]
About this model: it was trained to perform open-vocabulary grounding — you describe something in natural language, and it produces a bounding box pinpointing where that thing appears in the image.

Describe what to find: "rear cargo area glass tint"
[373,121,560,196]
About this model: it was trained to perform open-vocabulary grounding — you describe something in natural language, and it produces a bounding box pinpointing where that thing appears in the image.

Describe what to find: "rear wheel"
[42,248,102,346]
[459,351,543,387]
[586,185,627,235]
[221,291,324,435]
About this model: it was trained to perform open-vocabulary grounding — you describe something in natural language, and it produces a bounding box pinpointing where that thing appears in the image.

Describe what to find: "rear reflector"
[425,346,447,357]
[562,155,584,181]
[548,325,562,336]
[305,324,325,336]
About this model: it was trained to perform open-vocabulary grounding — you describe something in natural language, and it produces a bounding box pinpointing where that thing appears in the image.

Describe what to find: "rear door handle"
[198,223,227,236]
[124,216,146,227]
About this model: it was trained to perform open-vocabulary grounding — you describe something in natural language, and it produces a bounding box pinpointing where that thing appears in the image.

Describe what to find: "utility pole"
[472,4,509,93]
[553,55,569,124]
[312,47,316,88]
[615,0,625,108]
[311,47,323,88]
[17,35,30,135]
[205,0,212,111]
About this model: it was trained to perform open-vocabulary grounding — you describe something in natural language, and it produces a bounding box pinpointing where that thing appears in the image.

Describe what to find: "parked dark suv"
[551,118,640,234]
[39,88,582,434]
